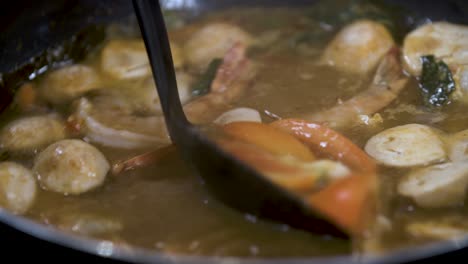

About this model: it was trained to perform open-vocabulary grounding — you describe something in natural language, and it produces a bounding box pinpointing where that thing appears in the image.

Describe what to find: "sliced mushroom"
[365,124,446,167]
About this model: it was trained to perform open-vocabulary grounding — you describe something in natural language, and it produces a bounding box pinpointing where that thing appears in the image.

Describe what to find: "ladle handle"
[132,0,189,136]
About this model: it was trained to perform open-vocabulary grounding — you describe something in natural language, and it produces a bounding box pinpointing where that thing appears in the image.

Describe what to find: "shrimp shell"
[304,47,408,128]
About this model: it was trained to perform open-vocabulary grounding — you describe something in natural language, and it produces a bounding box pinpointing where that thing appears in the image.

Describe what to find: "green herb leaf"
[419,55,455,107]
[191,58,222,97]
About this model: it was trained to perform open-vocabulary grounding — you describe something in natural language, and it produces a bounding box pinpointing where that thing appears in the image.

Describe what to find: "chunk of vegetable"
[365,124,446,167]
[214,107,262,125]
[191,58,222,97]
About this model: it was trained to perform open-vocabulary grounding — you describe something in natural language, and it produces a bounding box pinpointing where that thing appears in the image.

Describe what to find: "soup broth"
[1,2,468,258]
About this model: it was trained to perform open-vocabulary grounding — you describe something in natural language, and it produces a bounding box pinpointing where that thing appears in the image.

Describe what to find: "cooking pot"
[1,0,468,263]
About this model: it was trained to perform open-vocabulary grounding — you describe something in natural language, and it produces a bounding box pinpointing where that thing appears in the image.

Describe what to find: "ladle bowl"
[132,0,347,237]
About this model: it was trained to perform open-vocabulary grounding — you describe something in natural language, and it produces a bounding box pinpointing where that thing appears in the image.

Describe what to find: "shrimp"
[402,22,468,102]
[184,23,253,71]
[39,64,101,104]
[304,47,409,128]
[72,42,255,149]
[0,115,66,153]
[218,120,377,235]
[320,20,395,75]
[112,145,177,175]
[183,43,257,124]
[0,162,37,214]
[33,139,110,195]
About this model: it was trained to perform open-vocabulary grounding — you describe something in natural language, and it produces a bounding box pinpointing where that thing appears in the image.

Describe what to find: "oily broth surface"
[5,6,468,257]
[21,8,351,257]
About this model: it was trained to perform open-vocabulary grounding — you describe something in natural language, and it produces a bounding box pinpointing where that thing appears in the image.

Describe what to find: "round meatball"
[0,162,37,214]
[133,71,193,114]
[184,23,253,71]
[365,124,446,167]
[33,139,110,195]
[398,162,468,208]
[0,115,66,153]
[100,39,151,80]
[402,22,468,76]
[320,20,394,74]
[40,64,100,104]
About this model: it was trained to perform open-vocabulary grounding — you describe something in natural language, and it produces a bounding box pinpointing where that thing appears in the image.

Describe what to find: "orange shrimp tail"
[270,118,378,235]
[308,173,377,235]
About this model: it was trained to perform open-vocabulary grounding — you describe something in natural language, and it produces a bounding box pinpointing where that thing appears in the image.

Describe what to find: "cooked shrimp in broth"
[2,1,468,258]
